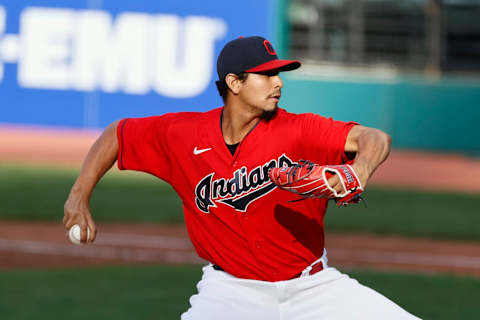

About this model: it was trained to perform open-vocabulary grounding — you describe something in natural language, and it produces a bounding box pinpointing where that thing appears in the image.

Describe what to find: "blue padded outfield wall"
[1,0,479,154]
[0,0,275,128]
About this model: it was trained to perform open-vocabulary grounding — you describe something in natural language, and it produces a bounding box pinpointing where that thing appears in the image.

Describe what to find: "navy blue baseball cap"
[216,36,301,90]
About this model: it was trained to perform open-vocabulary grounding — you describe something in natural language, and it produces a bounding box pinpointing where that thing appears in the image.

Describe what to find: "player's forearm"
[69,121,120,201]
[352,128,391,186]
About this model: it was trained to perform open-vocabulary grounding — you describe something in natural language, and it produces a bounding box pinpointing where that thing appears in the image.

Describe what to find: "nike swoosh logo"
[193,147,212,155]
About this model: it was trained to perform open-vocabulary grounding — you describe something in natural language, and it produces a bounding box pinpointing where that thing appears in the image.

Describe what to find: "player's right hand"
[63,194,97,244]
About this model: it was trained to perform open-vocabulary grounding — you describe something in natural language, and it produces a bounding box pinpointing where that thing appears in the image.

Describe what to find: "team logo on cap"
[264,40,276,55]
[194,154,294,213]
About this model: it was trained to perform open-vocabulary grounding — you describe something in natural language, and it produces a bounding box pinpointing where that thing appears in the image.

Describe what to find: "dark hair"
[216,73,249,103]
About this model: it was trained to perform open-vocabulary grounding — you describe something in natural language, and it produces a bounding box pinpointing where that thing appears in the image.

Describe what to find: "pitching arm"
[343,125,391,188]
[63,120,120,243]
[326,125,391,195]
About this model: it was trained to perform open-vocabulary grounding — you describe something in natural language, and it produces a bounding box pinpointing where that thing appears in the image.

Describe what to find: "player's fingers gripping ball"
[268,160,364,206]
[68,224,92,245]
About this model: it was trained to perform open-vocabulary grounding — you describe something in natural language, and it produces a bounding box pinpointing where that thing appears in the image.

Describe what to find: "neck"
[221,101,261,145]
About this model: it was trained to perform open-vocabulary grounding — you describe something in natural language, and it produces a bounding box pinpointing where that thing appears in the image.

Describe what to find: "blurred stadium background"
[0,0,479,319]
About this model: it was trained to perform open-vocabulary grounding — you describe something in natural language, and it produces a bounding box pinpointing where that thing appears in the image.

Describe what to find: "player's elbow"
[376,129,392,158]
[364,127,391,157]
[107,120,121,131]
[364,127,391,147]
[380,130,392,149]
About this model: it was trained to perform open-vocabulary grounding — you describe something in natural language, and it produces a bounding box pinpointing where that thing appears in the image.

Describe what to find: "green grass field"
[1,164,479,240]
[1,164,480,320]
[0,265,478,320]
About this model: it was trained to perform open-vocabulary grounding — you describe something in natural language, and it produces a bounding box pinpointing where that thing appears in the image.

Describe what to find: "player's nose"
[272,75,283,88]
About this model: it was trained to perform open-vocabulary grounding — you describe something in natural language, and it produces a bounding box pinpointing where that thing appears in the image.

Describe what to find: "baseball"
[68,224,91,245]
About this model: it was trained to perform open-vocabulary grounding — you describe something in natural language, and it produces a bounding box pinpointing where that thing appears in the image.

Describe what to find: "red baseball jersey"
[117,107,357,281]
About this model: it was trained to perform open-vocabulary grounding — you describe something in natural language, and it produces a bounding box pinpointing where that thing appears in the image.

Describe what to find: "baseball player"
[63,36,421,319]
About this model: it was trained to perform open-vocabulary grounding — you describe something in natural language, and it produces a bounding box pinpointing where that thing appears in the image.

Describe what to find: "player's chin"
[263,100,278,111]
[260,105,278,121]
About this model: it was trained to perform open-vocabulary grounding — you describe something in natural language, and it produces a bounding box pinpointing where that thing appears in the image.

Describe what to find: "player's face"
[238,70,283,116]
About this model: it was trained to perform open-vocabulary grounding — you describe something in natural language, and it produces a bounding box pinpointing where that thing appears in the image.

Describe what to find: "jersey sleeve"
[117,116,173,182]
[299,113,358,165]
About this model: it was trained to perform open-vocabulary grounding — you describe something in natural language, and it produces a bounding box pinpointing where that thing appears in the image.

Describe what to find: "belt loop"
[300,265,313,277]
[300,249,328,278]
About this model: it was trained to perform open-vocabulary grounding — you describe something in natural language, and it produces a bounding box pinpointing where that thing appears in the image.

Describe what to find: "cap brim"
[245,59,301,73]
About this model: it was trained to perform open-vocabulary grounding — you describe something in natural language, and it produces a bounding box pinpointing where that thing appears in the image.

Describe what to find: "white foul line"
[1,233,480,272]
[0,239,202,264]
[95,232,192,249]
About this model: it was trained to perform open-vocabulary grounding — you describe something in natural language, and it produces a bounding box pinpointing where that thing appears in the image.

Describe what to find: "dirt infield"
[1,221,480,277]
[1,125,480,277]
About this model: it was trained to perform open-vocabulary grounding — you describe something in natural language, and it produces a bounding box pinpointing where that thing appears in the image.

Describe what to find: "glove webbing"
[285,159,320,203]
[285,159,315,185]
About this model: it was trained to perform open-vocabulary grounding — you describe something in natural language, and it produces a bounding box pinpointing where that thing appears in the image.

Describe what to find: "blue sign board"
[0,0,273,128]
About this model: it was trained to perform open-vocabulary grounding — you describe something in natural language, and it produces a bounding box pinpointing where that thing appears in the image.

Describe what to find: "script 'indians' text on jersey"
[117,107,356,281]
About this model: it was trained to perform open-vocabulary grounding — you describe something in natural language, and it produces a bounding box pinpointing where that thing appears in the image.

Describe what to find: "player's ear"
[225,73,242,95]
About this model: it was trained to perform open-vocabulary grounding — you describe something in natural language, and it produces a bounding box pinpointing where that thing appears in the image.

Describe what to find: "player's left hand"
[269,160,365,206]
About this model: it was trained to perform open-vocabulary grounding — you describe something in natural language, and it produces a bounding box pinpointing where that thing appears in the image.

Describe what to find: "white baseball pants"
[181,264,421,320]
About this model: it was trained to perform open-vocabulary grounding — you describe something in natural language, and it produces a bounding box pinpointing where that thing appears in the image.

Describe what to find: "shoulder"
[273,108,332,125]
[169,107,221,121]
[272,109,356,136]
[123,107,221,129]
[165,107,221,132]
